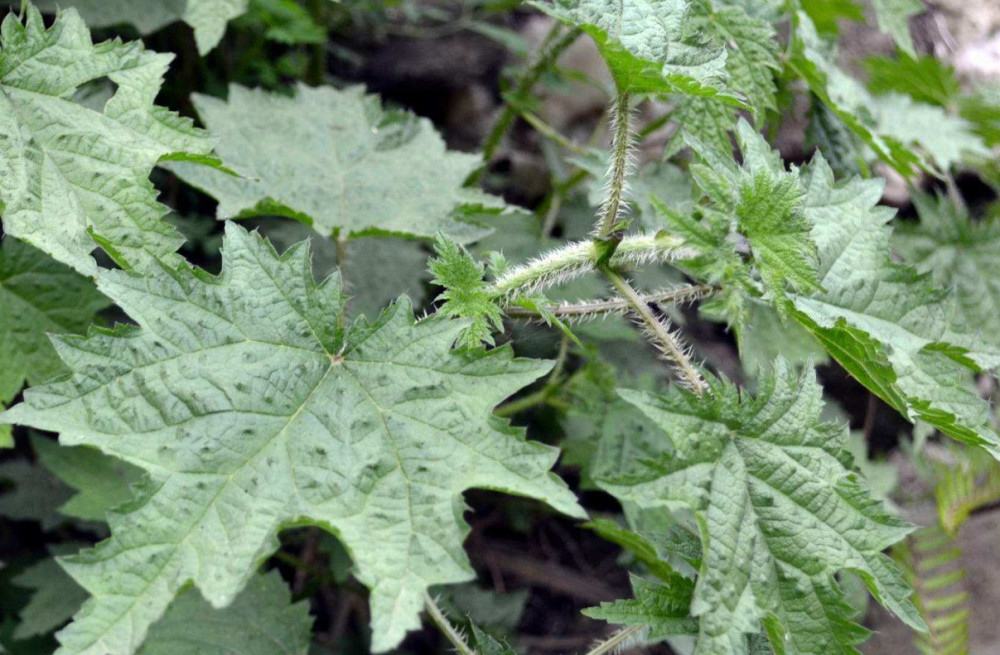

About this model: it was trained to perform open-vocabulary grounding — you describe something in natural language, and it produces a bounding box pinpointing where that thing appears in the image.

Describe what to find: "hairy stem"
[604,268,708,395]
[424,593,477,655]
[595,92,635,239]
[489,233,696,298]
[583,625,647,655]
[476,24,582,179]
[507,284,716,321]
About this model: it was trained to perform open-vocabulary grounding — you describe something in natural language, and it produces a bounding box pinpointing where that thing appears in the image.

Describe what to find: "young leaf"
[530,0,736,100]
[584,573,698,640]
[0,238,110,403]
[165,85,502,243]
[429,236,504,349]
[789,156,1000,457]
[1,222,584,655]
[14,0,248,54]
[0,6,215,275]
[602,362,925,654]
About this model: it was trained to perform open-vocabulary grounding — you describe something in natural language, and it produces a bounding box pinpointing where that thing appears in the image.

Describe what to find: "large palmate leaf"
[9,0,248,54]
[602,363,924,654]
[0,6,215,275]
[789,156,1000,457]
[166,84,502,243]
[531,0,736,100]
[0,237,109,403]
[1,223,584,655]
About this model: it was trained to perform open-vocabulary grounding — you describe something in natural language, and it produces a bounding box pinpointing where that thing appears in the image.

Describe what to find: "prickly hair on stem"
[489,233,697,299]
[595,91,637,239]
[506,284,716,323]
[584,624,649,655]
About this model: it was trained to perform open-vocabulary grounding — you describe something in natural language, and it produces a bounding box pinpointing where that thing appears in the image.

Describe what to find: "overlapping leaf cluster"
[1,0,999,654]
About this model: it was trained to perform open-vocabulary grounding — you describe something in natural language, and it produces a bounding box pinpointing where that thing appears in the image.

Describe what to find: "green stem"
[582,625,646,655]
[603,268,708,395]
[489,232,694,298]
[519,110,588,156]
[596,91,634,239]
[506,284,716,321]
[424,593,477,655]
[475,24,582,180]
[307,0,327,85]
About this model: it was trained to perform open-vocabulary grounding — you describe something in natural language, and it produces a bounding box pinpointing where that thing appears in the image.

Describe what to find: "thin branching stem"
[604,268,709,395]
[424,593,477,655]
[489,233,695,299]
[476,24,582,179]
[582,625,647,655]
[507,284,716,321]
[596,91,635,239]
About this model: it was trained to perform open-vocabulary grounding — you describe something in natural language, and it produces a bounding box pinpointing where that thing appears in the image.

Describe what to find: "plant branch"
[582,625,647,655]
[519,110,588,156]
[424,593,477,655]
[603,268,709,395]
[506,284,717,321]
[595,92,635,239]
[489,233,696,299]
[476,24,582,179]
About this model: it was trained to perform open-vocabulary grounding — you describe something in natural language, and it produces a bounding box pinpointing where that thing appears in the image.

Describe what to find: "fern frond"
[935,452,1000,535]
[895,526,970,655]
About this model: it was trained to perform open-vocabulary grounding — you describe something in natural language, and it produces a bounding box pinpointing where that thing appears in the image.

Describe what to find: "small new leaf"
[584,573,698,640]
[430,236,505,348]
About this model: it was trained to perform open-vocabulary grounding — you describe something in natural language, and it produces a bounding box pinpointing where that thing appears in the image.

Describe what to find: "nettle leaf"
[869,0,921,56]
[32,434,143,523]
[13,556,90,640]
[602,362,925,654]
[791,12,985,176]
[0,237,110,404]
[584,573,698,640]
[165,84,502,243]
[530,0,737,100]
[13,0,248,54]
[14,565,312,654]
[894,194,1000,354]
[137,571,313,655]
[429,236,504,349]
[1,223,584,655]
[789,156,1000,457]
[0,6,216,275]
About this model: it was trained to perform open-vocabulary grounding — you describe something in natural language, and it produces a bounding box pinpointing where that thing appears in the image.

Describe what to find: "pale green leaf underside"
[789,156,1000,458]
[0,7,215,275]
[531,0,736,100]
[165,84,502,243]
[603,363,924,654]
[1,222,583,655]
[0,237,110,404]
[9,0,248,54]
[870,0,921,56]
